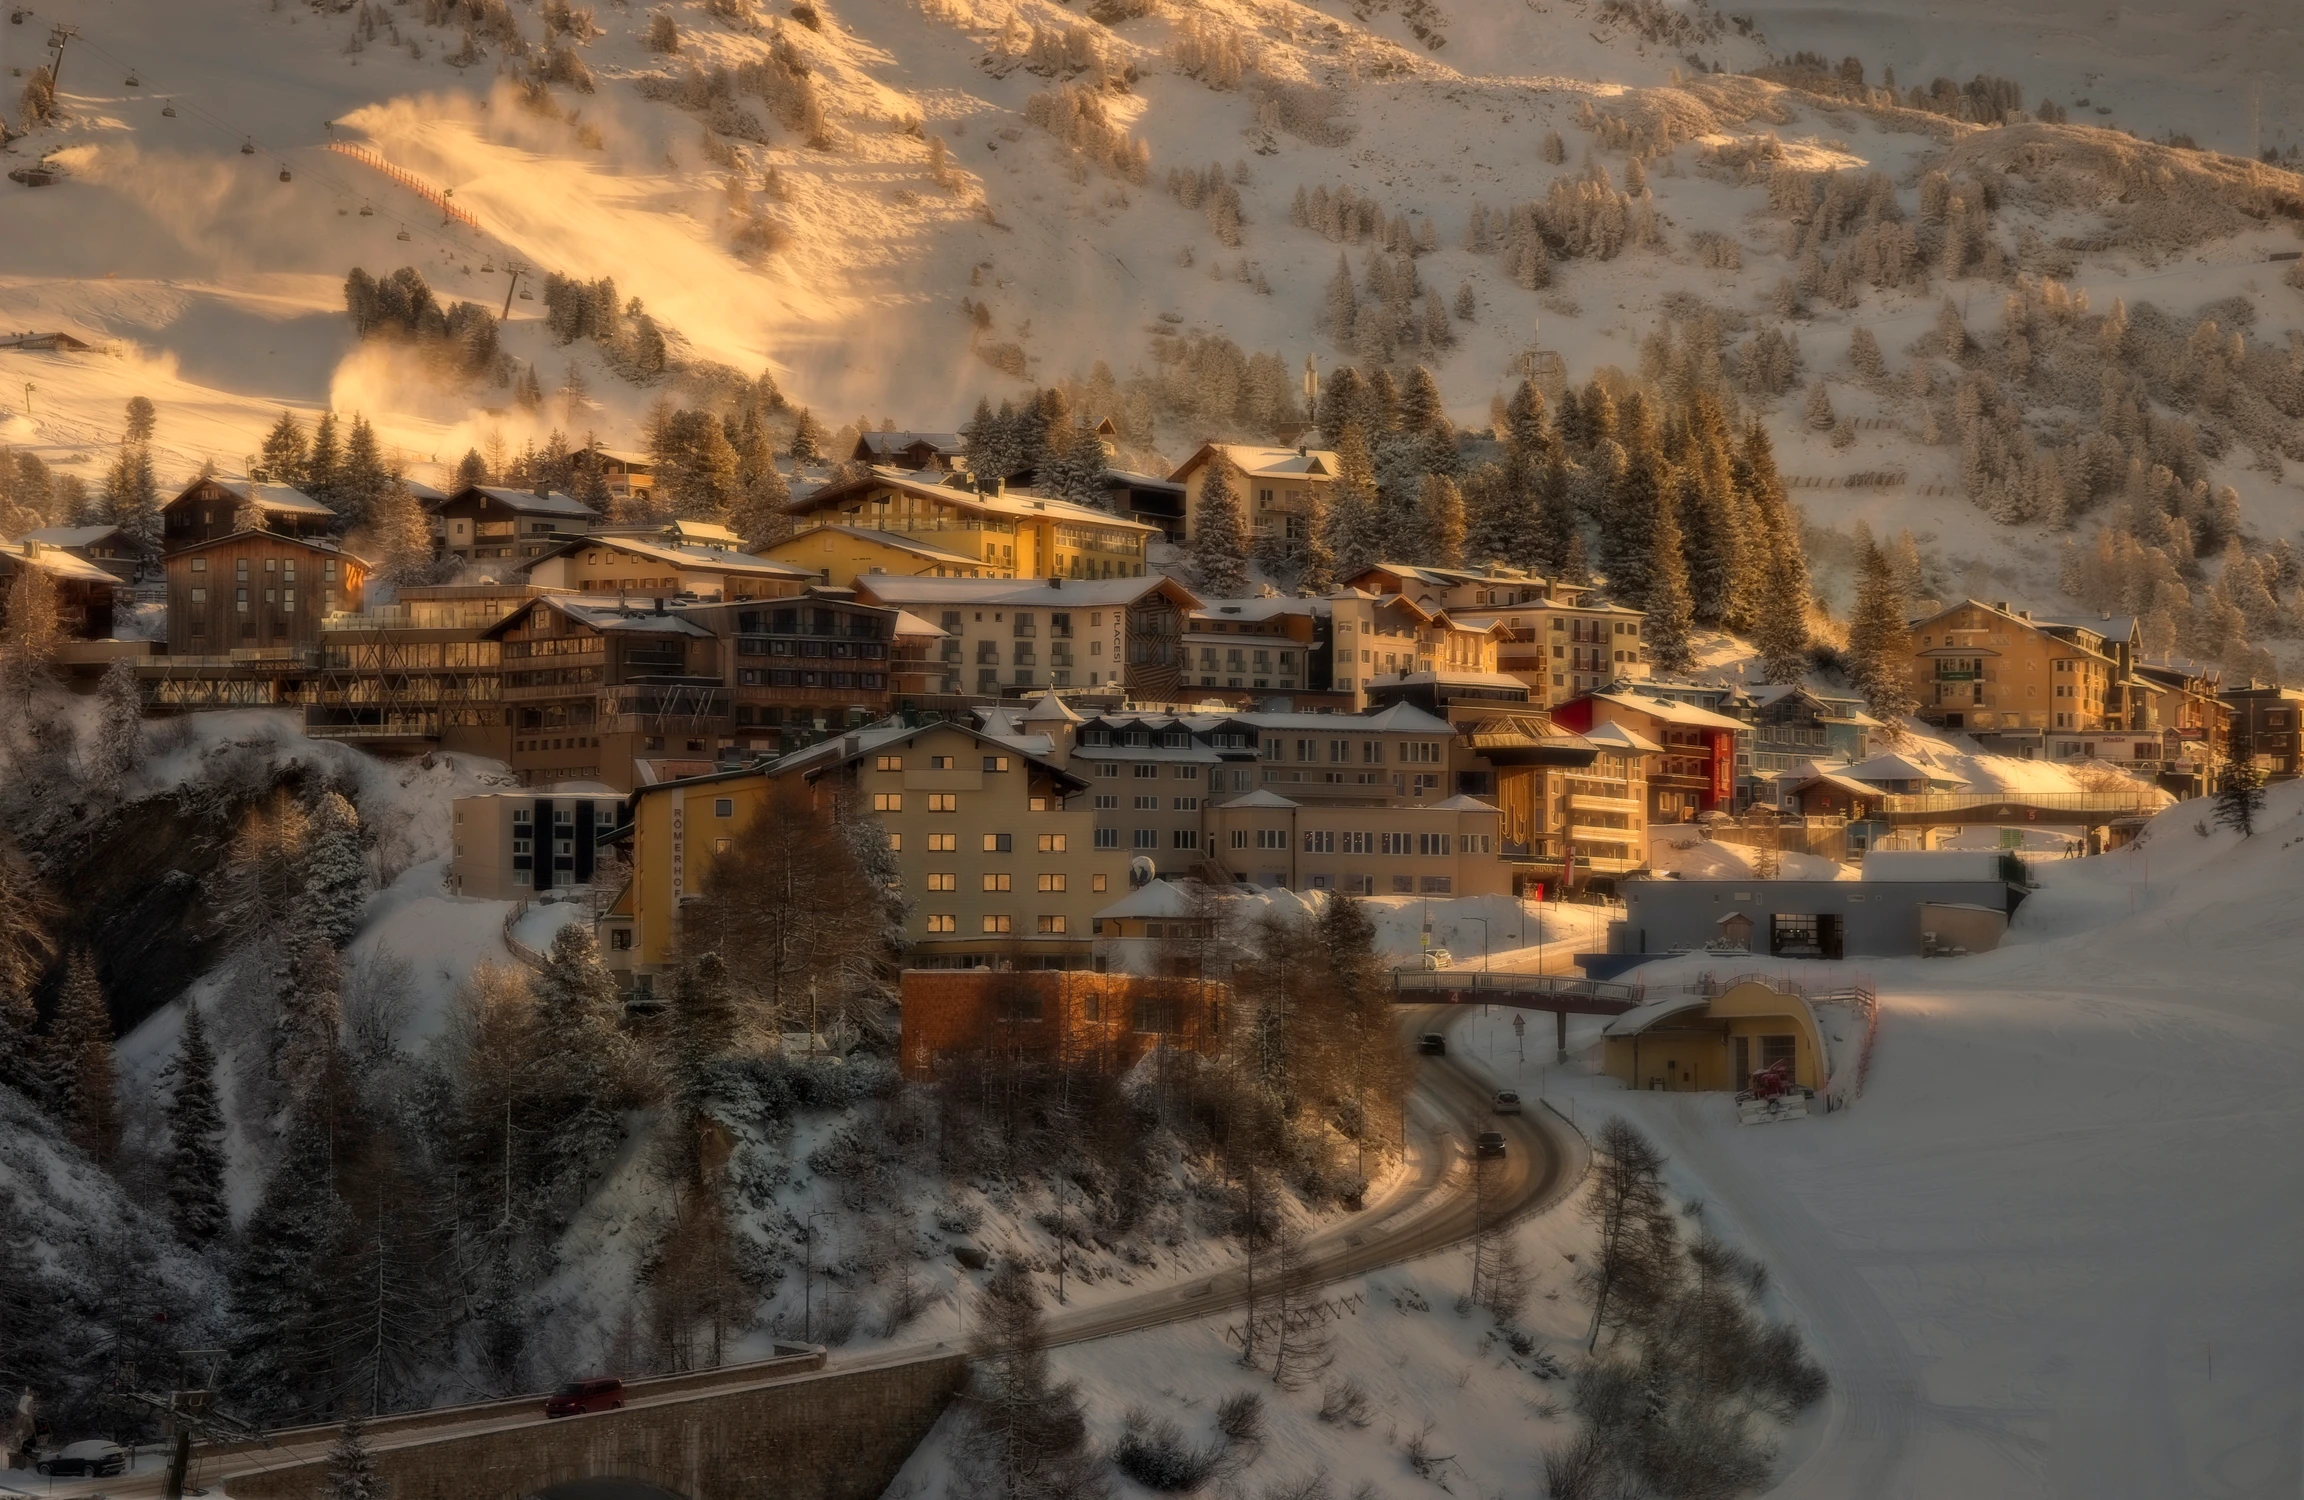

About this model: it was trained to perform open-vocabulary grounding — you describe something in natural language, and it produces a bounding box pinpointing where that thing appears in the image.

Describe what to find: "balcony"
[601,680,731,730]
[1568,792,1642,816]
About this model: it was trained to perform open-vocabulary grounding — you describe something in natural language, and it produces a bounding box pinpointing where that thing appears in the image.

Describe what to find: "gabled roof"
[1588,691,1749,732]
[18,524,125,550]
[1786,770,1888,800]
[0,541,121,585]
[523,533,815,581]
[769,716,1088,792]
[1582,720,1663,754]
[1103,469,1186,495]
[1217,789,1301,809]
[403,478,452,504]
[481,593,714,640]
[162,530,371,568]
[1019,687,1083,724]
[1426,794,1502,813]
[450,485,599,520]
[1237,702,1457,734]
[851,573,1202,611]
[1094,880,1205,921]
[1168,443,1340,483]
[792,467,1160,533]
[854,430,962,457]
[767,524,980,567]
[1840,751,1968,787]
[170,477,335,517]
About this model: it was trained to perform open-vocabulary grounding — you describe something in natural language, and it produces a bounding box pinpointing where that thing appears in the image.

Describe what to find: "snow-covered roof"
[1238,702,1456,734]
[460,485,600,519]
[1590,690,1749,731]
[855,430,963,456]
[17,525,124,550]
[1103,469,1186,494]
[1842,752,1969,787]
[1426,794,1502,813]
[1170,443,1339,482]
[888,610,947,639]
[1019,687,1083,723]
[195,479,335,517]
[796,468,1161,533]
[1218,789,1301,809]
[0,541,120,584]
[777,524,979,565]
[529,534,815,580]
[1368,669,1527,690]
[852,574,1199,609]
[1582,720,1663,754]
[1192,595,1325,622]
[1094,880,1203,921]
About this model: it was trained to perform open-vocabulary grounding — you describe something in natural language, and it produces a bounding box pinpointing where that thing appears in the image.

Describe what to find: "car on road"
[37,1442,128,1477]
[1491,1090,1522,1115]
[545,1377,626,1418]
[1412,948,1454,970]
[1474,1131,1508,1159]
[1417,1032,1447,1056]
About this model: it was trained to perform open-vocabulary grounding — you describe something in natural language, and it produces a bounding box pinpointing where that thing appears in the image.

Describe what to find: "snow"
[1438,779,2304,1498]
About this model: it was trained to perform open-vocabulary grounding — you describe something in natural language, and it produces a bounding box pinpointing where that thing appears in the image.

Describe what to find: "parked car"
[1412,949,1454,970]
[38,1441,127,1477]
[545,1378,626,1418]
[1491,1090,1523,1115]
[1417,1032,1447,1056]
[1474,1131,1508,1159]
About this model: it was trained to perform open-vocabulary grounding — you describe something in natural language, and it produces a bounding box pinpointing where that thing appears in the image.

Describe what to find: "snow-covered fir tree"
[48,951,118,1162]
[324,1416,382,1500]
[304,791,369,950]
[1847,537,1917,727]
[165,1000,230,1246]
[91,657,144,795]
[1189,454,1250,596]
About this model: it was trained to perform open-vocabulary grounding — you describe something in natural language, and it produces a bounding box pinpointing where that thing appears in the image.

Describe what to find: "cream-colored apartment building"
[1203,790,1509,896]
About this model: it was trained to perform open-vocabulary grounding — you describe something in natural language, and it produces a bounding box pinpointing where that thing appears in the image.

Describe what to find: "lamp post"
[802,1210,833,1342]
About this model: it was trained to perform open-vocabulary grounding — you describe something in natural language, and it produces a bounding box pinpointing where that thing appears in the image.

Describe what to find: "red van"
[545,1378,626,1418]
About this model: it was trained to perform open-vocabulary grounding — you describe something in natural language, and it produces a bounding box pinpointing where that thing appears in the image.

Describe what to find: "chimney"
[653,597,665,615]
[1049,576,1062,589]
[990,477,1005,498]
[843,733,862,758]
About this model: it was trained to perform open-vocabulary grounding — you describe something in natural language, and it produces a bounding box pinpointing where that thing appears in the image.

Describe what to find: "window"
[712,837,733,855]
[1420,875,1453,894]
[713,798,734,818]
[1343,831,1374,854]
[1037,914,1067,935]
[1094,827,1120,848]
[981,914,1013,934]
[1229,829,1249,849]
[1133,763,1158,778]
[1092,873,1108,892]
[1392,874,1416,893]
[1172,797,1199,811]
[1038,833,1067,853]
[1172,764,1200,780]
[873,793,902,812]
[929,833,957,852]
[927,872,956,891]
[1172,829,1198,849]
[875,755,903,771]
[1381,832,1411,855]
[1256,828,1287,849]
[930,754,956,769]
[1096,763,1120,778]
[1400,741,1442,764]
[983,755,1010,772]
[1037,873,1067,892]
[982,833,1013,852]
[1304,829,1335,853]
[1133,828,1158,849]
[928,793,958,812]
[926,914,957,933]
[1134,795,1160,811]
[1418,832,1452,856]
[1094,794,1118,810]
[982,873,1013,892]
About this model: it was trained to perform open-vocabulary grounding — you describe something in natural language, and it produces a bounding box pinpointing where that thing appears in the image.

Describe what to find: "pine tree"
[1645,484,1695,675]
[1190,454,1250,596]
[455,448,490,488]
[1044,410,1110,508]
[1399,365,1447,440]
[103,441,162,561]
[166,1000,229,1245]
[728,427,794,549]
[302,791,369,949]
[367,476,437,583]
[1601,413,1665,604]
[334,417,391,533]
[307,413,344,506]
[261,412,311,487]
[0,1190,72,1412]
[49,951,118,1162]
[1533,450,1579,576]
[788,407,828,464]
[1324,253,1357,348]
[277,938,346,1106]
[227,1112,347,1422]
[528,924,632,1215]
[1745,426,1813,683]
[669,950,738,1114]
[1847,538,1917,728]
[91,657,144,794]
[1316,365,1365,447]
[2213,762,2266,838]
[951,1260,1099,1500]
[0,833,55,1105]
[1502,378,1551,461]
[1324,426,1383,582]
[1418,473,1465,568]
[324,1416,381,1500]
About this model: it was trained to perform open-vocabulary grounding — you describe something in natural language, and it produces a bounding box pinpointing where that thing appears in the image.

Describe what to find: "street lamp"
[802,1209,834,1342]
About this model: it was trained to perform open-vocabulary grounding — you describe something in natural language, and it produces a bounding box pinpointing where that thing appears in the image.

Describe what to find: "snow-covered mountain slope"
[4,0,2304,633]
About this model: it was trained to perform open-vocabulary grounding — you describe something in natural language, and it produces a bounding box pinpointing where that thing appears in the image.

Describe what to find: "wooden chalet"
[851,430,964,472]
[0,539,118,638]
[163,531,367,655]
[162,477,337,552]
[15,524,137,581]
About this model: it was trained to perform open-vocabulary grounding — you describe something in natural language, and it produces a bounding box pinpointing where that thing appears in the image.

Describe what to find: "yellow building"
[760,523,1000,587]
[1907,598,2118,737]
[1203,789,1509,897]
[604,718,1124,997]
[1600,979,1826,1094]
[786,469,1157,581]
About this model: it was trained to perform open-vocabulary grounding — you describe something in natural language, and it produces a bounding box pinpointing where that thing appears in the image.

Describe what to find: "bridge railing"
[1877,790,2164,815]
[1392,969,1645,1006]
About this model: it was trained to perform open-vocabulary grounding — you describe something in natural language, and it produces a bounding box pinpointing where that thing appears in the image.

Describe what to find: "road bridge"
[1394,968,1645,1061]
[53,1013,1585,1500]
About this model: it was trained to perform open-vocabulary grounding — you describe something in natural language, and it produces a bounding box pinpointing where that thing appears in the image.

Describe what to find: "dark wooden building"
[162,478,336,553]
[483,595,727,790]
[17,524,137,582]
[164,532,367,655]
[436,486,598,565]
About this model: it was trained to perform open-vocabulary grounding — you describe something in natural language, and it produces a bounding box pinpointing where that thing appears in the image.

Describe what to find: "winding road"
[31,1005,1585,1500]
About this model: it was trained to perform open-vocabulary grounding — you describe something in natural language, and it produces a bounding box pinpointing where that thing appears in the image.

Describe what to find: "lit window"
[928,793,958,812]
[927,872,956,891]
[1037,915,1067,935]
[981,914,1013,934]
[1038,833,1068,853]
[875,755,903,771]
[931,754,956,769]
[873,793,902,813]
[926,914,957,933]
[983,755,1010,772]
[1037,873,1067,892]
[982,833,1013,852]
[983,873,1013,892]
[929,833,957,852]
